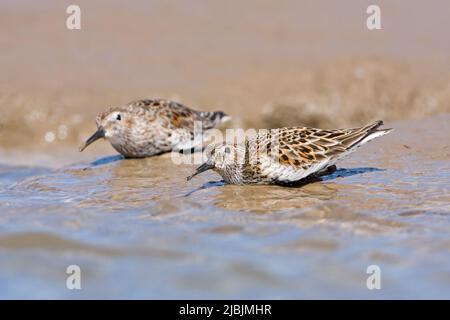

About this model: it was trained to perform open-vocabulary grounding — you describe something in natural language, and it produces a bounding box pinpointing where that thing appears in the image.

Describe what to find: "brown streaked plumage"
[187,120,393,185]
[79,99,230,158]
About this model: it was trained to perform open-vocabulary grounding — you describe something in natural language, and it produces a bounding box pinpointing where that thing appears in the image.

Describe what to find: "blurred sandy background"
[1,0,450,300]
[1,0,450,163]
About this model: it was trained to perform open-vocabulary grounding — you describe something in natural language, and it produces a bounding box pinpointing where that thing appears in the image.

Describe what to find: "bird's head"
[79,108,131,152]
[187,143,245,181]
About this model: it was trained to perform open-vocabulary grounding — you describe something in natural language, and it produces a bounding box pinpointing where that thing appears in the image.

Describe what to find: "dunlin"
[187,120,392,185]
[79,99,230,158]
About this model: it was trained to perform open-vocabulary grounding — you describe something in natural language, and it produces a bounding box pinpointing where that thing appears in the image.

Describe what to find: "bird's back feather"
[242,120,392,183]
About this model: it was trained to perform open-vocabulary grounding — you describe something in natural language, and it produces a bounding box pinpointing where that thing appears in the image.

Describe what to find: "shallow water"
[0,114,449,298]
[2,0,450,299]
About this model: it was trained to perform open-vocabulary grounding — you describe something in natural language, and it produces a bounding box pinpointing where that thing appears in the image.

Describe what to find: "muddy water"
[1,0,450,298]
[0,114,449,298]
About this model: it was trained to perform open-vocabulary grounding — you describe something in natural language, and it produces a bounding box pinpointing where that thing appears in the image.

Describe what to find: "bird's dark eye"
[224,147,231,154]
[116,114,121,121]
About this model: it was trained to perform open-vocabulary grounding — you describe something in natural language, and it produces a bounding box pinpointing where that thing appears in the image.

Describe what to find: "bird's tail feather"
[199,111,231,129]
[345,120,393,150]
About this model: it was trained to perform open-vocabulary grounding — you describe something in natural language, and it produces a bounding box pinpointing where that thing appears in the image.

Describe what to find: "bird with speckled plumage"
[79,99,230,158]
[187,120,392,185]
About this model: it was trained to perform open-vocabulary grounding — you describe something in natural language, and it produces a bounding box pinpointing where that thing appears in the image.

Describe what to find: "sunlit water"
[2,0,450,299]
[0,115,449,299]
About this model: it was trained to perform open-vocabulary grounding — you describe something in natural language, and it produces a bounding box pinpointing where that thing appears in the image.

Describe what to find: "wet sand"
[1,0,450,298]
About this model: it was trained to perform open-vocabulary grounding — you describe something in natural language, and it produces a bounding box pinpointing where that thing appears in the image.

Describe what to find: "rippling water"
[0,115,449,298]
[1,0,450,299]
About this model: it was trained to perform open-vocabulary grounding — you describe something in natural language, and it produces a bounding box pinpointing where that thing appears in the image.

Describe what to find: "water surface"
[1,115,449,298]
[1,0,450,299]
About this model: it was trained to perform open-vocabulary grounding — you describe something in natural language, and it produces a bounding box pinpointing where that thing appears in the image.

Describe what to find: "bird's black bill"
[79,127,105,152]
[186,162,214,181]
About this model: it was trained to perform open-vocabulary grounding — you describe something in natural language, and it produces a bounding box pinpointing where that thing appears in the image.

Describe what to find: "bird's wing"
[126,99,197,130]
[128,99,228,131]
[254,121,388,181]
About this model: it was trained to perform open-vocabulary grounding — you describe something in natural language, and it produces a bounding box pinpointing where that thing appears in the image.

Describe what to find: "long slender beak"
[186,162,215,181]
[79,127,105,152]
